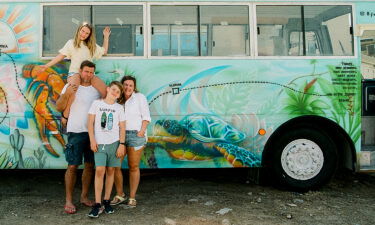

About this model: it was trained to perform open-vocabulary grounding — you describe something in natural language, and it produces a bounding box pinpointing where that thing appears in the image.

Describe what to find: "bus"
[0,0,374,190]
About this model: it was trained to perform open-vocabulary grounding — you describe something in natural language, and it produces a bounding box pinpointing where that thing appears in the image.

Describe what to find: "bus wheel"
[270,127,337,191]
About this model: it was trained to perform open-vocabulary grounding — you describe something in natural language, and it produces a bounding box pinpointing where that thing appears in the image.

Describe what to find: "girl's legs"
[94,166,106,204]
[104,167,115,200]
[61,74,80,126]
[127,146,144,199]
[91,76,107,98]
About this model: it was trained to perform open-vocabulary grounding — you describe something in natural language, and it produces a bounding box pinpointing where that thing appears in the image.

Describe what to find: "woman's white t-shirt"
[88,99,126,144]
[59,39,105,73]
[124,92,151,131]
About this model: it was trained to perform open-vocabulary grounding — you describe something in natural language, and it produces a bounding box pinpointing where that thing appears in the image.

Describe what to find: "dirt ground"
[0,169,374,225]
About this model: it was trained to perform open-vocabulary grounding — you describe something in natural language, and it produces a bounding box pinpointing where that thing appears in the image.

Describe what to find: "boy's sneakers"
[88,203,103,218]
[103,200,114,214]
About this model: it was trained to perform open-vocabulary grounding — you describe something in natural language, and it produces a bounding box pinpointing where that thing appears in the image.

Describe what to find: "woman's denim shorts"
[125,130,147,150]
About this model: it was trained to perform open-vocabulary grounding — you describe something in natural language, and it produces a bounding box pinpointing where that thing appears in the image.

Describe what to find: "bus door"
[359,25,375,169]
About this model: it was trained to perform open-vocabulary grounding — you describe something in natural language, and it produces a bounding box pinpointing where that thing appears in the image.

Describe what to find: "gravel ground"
[0,169,374,225]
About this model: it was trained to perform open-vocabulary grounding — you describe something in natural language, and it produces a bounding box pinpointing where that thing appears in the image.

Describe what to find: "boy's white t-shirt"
[88,99,126,144]
[61,84,100,133]
[59,39,105,73]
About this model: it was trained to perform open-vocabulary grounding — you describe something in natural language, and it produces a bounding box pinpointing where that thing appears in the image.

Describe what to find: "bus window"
[43,6,90,57]
[43,5,144,57]
[93,5,144,56]
[257,6,302,56]
[361,30,375,79]
[151,6,198,56]
[304,5,353,56]
[199,6,249,56]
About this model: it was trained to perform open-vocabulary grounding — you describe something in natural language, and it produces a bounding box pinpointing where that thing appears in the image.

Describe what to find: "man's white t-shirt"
[88,100,126,144]
[59,39,105,73]
[61,84,100,133]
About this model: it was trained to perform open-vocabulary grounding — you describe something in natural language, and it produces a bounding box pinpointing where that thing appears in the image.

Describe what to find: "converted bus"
[0,0,375,190]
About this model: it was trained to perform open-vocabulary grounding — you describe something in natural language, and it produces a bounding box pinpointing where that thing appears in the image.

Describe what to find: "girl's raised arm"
[102,26,111,55]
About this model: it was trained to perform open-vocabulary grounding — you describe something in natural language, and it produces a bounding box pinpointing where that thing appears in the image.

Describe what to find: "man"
[57,60,104,214]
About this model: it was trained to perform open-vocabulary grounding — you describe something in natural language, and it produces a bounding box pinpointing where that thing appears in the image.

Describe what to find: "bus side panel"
[0,2,362,169]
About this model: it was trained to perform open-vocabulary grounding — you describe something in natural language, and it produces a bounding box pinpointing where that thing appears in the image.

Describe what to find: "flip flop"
[80,200,94,207]
[64,205,76,214]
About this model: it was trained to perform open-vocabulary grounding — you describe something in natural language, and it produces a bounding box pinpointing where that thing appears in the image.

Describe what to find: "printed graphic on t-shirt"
[100,108,115,131]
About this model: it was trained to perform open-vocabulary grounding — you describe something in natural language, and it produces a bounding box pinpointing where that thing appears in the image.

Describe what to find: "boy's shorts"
[65,132,94,165]
[95,141,121,167]
[125,130,147,151]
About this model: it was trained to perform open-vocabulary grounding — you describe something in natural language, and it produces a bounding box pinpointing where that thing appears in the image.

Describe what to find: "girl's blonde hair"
[109,81,125,104]
[73,23,97,57]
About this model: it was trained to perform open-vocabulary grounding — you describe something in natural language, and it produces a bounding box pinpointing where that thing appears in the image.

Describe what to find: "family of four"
[42,23,151,218]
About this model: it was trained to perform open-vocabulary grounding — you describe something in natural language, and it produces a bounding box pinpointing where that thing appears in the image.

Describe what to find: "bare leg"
[113,167,125,197]
[94,166,106,204]
[62,74,81,127]
[91,76,107,98]
[65,165,78,209]
[80,162,94,206]
[104,167,115,200]
[127,146,144,199]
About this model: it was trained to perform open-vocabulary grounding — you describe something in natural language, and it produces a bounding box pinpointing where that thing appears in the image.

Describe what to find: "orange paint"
[14,17,33,34]
[258,129,266,136]
[18,33,34,43]
[0,6,8,19]
[7,6,22,24]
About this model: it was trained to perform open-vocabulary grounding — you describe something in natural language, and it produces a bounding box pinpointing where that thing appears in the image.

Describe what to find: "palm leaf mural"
[0,151,17,169]
[283,79,330,115]
[317,65,361,143]
[206,73,254,115]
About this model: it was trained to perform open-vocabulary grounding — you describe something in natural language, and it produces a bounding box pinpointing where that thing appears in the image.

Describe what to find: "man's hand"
[65,84,78,96]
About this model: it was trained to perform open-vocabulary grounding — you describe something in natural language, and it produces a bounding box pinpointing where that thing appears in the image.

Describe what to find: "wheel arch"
[262,115,356,172]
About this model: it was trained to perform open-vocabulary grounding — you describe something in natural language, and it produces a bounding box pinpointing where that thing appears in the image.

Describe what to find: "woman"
[41,23,111,124]
[111,75,151,207]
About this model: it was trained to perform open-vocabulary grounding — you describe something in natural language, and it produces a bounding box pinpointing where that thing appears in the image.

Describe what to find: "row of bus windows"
[43,5,353,57]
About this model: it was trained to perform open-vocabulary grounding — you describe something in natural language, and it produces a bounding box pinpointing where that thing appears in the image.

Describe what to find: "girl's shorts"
[125,130,147,151]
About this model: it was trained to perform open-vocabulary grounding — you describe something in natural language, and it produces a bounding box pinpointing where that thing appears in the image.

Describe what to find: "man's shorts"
[95,141,121,168]
[65,132,94,165]
[125,130,147,151]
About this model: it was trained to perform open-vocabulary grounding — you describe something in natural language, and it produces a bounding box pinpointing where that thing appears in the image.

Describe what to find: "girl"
[41,23,111,125]
[87,81,126,218]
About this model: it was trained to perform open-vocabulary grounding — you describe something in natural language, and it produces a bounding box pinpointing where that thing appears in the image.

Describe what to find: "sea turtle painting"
[147,113,261,168]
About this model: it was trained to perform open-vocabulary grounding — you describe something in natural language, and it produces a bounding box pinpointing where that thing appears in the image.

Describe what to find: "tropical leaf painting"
[281,61,361,144]
[0,151,17,169]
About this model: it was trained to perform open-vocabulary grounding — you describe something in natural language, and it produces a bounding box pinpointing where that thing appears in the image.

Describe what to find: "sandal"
[64,205,77,214]
[127,198,137,208]
[110,194,126,206]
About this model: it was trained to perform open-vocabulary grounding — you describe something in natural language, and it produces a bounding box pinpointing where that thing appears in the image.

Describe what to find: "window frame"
[254,2,357,59]
[40,1,357,60]
[40,2,147,60]
[147,2,253,59]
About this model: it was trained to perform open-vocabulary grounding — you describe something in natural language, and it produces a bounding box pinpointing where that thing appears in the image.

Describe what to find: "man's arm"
[56,84,77,112]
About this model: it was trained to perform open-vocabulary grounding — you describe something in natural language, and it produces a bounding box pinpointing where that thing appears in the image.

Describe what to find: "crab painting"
[147,113,261,167]
[22,64,66,157]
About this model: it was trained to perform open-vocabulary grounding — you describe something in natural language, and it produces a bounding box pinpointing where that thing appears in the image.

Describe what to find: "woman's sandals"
[126,198,137,208]
[110,195,126,206]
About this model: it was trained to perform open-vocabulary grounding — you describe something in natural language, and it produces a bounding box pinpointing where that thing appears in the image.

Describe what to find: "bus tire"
[269,127,337,191]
